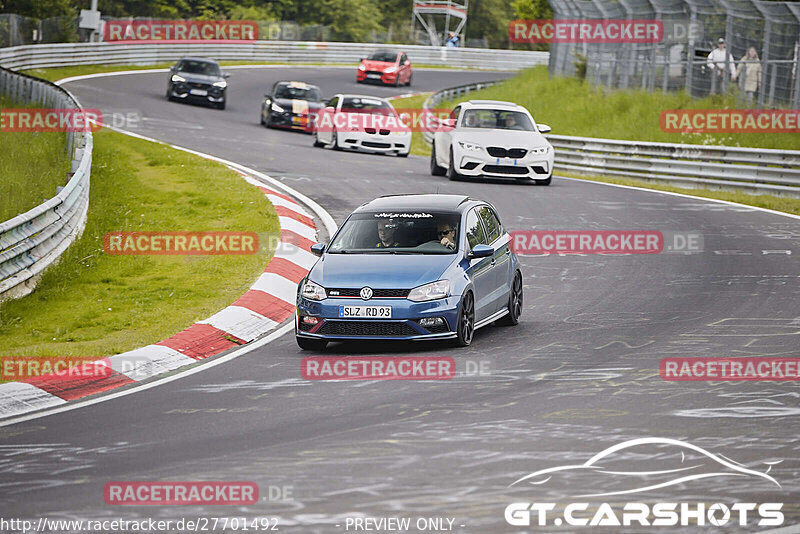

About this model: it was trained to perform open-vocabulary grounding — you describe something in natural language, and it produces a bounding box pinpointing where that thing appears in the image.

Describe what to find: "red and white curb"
[0,165,322,420]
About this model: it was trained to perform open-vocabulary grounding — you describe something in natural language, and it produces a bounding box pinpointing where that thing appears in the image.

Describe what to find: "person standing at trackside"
[707,38,736,93]
[445,32,459,48]
[736,47,761,106]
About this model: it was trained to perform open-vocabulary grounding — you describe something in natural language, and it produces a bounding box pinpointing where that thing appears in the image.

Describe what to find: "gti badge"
[360,286,373,300]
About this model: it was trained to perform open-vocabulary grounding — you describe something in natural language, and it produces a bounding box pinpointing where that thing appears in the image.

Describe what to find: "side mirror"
[223,72,231,79]
[360,57,366,62]
[264,93,271,98]
[310,243,326,256]
[468,244,494,259]
[169,66,176,72]
[538,123,551,134]
[405,60,411,66]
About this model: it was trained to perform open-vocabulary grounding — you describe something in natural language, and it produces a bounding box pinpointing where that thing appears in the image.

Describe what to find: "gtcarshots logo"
[505,438,784,528]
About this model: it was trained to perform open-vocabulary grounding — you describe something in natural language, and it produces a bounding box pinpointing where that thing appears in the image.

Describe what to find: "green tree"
[1,0,74,19]
[466,0,515,49]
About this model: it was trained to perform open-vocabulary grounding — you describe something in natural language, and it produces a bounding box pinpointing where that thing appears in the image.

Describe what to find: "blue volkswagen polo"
[295,194,523,350]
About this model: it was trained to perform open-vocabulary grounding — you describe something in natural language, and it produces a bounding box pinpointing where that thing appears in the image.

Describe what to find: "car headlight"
[458,141,482,151]
[212,80,227,88]
[358,64,366,71]
[384,66,398,74]
[530,146,550,155]
[408,280,450,302]
[171,74,186,83]
[271,102,285,112]
[301,280,327,301]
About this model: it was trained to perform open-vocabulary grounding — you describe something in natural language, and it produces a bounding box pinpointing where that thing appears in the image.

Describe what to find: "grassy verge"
[22,62,478,83]
[0,128,279,360]
[0,97,71,222]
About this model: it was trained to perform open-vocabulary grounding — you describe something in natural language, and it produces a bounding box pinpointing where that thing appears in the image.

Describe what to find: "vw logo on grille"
[360,286,373,300]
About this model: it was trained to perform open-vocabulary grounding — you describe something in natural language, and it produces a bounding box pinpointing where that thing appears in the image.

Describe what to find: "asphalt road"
[1,66,799,533]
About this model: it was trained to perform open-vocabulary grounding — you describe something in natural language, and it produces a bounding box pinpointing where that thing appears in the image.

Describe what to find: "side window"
[450,105,462,122]
[478,206,501,243]
[401,53,408,64]
[465,208,487,250]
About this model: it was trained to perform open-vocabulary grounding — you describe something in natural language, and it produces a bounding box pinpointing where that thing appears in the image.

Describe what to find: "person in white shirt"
[707,38,737,91]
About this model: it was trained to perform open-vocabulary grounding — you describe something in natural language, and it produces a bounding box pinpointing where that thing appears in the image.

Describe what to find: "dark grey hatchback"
[166,57,229,109]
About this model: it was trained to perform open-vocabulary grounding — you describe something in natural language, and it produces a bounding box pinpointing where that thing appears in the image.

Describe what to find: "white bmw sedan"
[430,100,554,185]
[313,94,411,157]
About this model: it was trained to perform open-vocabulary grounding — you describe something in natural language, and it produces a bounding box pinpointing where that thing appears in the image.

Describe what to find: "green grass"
[0,129,279,359]
[437,66,800,150]
[0,97,71,222]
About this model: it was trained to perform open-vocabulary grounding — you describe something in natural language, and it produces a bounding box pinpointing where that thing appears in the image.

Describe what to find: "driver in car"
[376,219,400,248]
[437,223,457,250]
[503,113,518,129]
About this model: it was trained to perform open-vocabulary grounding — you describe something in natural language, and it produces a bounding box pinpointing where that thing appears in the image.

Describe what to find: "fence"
[422,80,800,197]
[0,41,548,72]
[547,0,800,109]
[0,67,92,300]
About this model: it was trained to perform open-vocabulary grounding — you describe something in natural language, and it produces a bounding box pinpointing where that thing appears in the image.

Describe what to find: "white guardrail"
[0,41,549,71]
[0,67,92,300]
[424,82,800,197]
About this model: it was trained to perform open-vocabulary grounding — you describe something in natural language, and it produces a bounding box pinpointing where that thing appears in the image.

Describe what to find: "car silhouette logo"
[360,287,373,300]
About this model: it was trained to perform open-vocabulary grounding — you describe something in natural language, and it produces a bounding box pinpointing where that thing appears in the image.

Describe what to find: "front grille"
[189,82,211,89]
[379,129,390,135]
[487,147,528,159]
[365,127,377,134]
[366,71,384,77]
[318,321,418,337]
[362,141,391,149]
[483,165,529,175]
[327,288,409,298]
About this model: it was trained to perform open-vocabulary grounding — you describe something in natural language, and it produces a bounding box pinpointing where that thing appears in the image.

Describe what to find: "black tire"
[398,150,409,158]
[297,336,328,351]
[166,86,174,102]
[454,292,475,347]
[406,73,413,87]
[430,142,446,175]
[264,109,272,128]
[331,130,343,151]
[447,148,462,181]
[217,99,226,110]
[496,271,523,326]
[313,131,325,147]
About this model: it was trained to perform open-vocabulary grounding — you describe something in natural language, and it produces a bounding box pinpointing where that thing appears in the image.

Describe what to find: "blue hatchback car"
[295,194,523,350]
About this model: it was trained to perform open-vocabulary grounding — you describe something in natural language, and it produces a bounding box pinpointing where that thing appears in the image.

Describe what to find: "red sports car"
[357,49,413,87]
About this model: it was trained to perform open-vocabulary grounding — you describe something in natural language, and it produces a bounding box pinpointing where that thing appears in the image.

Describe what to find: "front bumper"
[267,110,315,132]
[338,130,411,154]
[455,150,554,179]
[169,83,225,104]
[296,295,460,341]
[357,70,398,84]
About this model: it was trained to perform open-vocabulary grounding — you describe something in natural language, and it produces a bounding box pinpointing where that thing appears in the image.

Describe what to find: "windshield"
[328,212,461,254]
[461,109,535,131]
[176,60,221,77]
[274,84,322,101]
[367,50,398,63]
[341,97,394,115]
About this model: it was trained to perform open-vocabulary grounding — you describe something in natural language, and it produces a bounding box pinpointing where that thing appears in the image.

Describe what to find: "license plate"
[339,306,392,318]
[190,88,208,96]
[292,116,307,124]
[367,73,382,79]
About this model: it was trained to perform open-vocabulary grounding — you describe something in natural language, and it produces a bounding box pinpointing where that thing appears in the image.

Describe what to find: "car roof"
[336,94,391,103]
[462,100,525,111]
[274,80,321,90]
[178,56,219,64]
[355,194,476,213]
